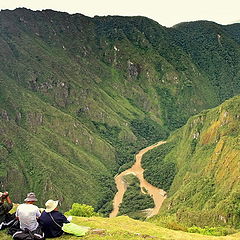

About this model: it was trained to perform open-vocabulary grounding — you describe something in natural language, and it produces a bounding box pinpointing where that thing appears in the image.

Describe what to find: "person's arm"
[15,206,19,220]
[36,208,41,219]
[5,194,12,205]
[3,193,13,212]
[55,212,70,224]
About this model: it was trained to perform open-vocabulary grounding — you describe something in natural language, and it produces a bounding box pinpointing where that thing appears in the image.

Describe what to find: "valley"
[110,141,166,218]
[0,8,240,232]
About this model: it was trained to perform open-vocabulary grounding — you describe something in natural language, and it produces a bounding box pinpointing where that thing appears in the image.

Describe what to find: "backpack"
[8,221,45,240]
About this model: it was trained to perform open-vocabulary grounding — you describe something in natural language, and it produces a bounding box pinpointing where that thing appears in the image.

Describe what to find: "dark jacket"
[39,210,69,238]
[0,202,13,223]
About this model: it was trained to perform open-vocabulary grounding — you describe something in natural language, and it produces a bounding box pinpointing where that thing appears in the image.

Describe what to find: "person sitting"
[39,199,69,238]
[15,192,41,232]
[10,192,44,240]
[0,191,15,230]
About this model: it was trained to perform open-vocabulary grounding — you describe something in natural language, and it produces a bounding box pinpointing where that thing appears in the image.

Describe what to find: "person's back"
[16,203,40,231]
[39,199,69,238]
[9,192,44,240]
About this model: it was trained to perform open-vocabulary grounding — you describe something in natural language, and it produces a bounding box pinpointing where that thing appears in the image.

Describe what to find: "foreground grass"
[1,216,240,240]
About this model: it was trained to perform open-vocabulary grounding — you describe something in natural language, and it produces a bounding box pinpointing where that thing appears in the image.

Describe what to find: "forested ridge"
[0,8,240,223]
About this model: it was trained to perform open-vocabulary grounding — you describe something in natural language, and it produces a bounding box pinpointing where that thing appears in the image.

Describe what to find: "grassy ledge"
[1,216,240,240]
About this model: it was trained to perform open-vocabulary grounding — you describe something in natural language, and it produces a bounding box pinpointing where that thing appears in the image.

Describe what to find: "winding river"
[109,141,167,218]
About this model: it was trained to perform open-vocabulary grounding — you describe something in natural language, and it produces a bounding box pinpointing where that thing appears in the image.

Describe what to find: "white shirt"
[16,203,41,231]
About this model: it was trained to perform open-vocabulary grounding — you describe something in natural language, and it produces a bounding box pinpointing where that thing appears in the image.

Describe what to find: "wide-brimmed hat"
[24,192,38,202]
[45,199,59,213]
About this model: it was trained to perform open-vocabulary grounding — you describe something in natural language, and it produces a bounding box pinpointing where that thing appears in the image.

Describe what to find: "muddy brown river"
[109,141,167,218]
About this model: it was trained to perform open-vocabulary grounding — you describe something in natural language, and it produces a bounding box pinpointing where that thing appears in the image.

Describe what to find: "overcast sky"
[0,0,239,27]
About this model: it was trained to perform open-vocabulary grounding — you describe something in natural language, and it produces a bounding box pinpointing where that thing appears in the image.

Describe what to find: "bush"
[65,203,99,217]
[188,226,237,236]
[148,215,187,232]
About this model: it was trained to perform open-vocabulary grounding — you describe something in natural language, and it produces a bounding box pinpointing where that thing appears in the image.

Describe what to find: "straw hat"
[45,199,59,213]
[24,192,38,202]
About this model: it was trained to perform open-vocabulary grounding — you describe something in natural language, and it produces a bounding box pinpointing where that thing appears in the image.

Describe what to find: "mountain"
[1,8,240,214]
[170,21,240,102]
[142,95,240,227]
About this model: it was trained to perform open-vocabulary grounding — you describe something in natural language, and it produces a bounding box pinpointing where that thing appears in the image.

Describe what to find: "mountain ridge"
[0,8,240,218]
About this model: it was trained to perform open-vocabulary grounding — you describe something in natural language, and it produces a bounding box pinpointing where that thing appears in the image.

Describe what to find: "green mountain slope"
[170,21,240,102]
[0,74,117,210]
[142,95,240,227]
[1,8,240,212]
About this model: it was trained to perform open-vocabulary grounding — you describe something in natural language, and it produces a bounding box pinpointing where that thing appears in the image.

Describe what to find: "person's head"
[45,199,59,213]
[24,192,38,204]
[0,192,9,203]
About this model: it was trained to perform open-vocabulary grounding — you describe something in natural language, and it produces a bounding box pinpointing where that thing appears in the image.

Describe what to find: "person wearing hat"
[15,192,41,232]
[39,199,69,238]
[0,191,15,230]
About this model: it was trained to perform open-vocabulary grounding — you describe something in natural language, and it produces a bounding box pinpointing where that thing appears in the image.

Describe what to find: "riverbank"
[110,141,167,218]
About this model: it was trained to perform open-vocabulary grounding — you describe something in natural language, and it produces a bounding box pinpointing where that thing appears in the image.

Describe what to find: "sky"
[0,0,239,27]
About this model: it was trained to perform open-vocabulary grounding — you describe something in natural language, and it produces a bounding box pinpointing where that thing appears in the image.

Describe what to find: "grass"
[1,216,239,240]
[142,96,240,227]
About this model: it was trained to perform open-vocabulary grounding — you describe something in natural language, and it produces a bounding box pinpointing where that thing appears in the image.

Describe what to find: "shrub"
[148,214,187,231]
[65,203,99,217]
[188,226,237,236]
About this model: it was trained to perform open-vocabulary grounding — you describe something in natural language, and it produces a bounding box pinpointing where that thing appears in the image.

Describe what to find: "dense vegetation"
[146,96,240,228]
[65,203,99,217]
[142,142,176,191]
[118,174,154,219]
[1,8,240,217]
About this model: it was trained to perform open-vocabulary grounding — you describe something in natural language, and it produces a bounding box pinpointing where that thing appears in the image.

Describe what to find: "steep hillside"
[1,8,240,212]
[170,21,240,102]
[142,95,240,227]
